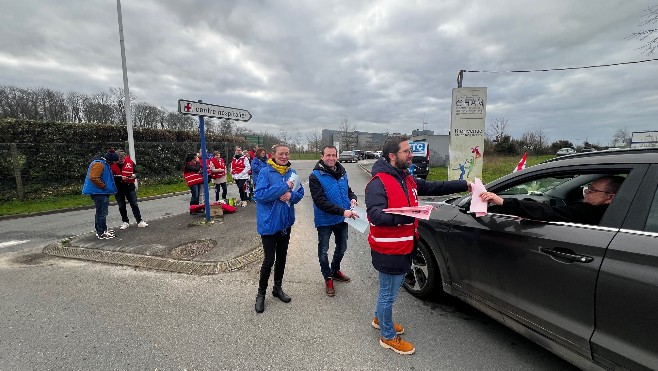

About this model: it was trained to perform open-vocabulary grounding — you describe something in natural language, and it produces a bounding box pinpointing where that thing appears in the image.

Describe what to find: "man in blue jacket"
[309,146,358,297]
[82,149,119,239]
[366,137,471,355]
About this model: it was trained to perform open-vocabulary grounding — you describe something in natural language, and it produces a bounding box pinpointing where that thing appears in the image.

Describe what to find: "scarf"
[268,158,290,176]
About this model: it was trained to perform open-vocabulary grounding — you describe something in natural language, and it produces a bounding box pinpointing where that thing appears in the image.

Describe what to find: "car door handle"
[539,247,594,263]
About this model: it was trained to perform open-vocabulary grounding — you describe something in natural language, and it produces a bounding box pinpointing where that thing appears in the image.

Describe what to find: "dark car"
[409,141,429,179]
[405,148,658,370]
[338,151,358,163]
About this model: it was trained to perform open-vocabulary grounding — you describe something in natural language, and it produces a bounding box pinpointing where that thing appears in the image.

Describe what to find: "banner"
[448,87,486,181]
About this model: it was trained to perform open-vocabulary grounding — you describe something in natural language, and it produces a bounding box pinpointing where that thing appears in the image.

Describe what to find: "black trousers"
[258,228,291,292]
[235,179,248,201]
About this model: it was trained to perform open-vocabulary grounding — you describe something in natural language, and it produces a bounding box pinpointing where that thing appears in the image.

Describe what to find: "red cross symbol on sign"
[184,103,192,112]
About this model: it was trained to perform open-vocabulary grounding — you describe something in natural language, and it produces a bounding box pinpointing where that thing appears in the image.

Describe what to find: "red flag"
[513,152,527,173]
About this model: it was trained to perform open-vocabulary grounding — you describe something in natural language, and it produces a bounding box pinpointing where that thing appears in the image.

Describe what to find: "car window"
[644,188,658,233]
[499,176,573,196]
[489,172,628,225]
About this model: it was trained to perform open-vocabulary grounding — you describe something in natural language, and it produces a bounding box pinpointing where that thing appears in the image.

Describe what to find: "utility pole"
[116,0,136,167]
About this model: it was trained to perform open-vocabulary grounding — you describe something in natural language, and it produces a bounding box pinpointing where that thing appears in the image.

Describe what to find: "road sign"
[178,99,252,121]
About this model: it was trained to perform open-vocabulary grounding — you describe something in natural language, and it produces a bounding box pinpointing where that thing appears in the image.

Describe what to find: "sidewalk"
[43,202,263,275]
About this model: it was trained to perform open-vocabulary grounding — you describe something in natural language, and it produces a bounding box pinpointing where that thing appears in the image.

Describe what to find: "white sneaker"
[106,229,115,235]
[137,221,149,228]
[98,232,115,240]
[120,222,130,230]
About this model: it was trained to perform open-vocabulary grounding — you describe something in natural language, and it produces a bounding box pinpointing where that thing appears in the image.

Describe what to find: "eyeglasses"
[583,186,609,195]
[397,149,412,154]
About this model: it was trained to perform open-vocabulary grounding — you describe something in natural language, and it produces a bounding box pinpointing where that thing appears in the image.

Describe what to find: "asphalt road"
[0,160,577,370]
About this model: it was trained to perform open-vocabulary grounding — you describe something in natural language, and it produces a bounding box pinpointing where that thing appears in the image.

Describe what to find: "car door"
[444,165,644,359]
[590,164,658,371]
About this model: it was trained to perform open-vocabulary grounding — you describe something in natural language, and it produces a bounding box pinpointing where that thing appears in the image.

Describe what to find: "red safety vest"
[208,157,226,179]
[183,161,203,186]
[367,172,418,255]
[110,157,136,184]
[231,156,248,175]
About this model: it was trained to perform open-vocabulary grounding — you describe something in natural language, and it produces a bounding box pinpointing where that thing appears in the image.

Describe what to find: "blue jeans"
[317,222,349,280]
[116,185,142,223]
[375,272,405,340]
[91,194,110,235]
[189,183,201,205]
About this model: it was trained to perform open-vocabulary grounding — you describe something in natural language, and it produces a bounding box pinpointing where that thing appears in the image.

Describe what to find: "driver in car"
[479,175,624,225]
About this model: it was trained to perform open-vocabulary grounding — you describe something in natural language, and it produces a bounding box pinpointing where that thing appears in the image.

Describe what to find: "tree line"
[484,117,633,156]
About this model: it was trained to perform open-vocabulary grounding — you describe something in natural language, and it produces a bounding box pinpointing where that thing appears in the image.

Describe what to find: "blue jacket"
[251,156,268,182]
[311,167,351,227]
[254,163,304,235]
[82,158,117,195]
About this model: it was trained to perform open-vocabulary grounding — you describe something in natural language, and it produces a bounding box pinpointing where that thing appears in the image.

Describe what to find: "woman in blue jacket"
[250,147,268,190]
[253,144,304,313]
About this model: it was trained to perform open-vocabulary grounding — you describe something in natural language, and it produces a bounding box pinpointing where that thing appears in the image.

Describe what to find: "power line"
[457,58,658,87]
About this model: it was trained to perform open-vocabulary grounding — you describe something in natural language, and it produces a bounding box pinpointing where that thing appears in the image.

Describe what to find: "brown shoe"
[380,336,415,355]
[332,271,351,282]
[372,317,404,335]
[325,278,335,297]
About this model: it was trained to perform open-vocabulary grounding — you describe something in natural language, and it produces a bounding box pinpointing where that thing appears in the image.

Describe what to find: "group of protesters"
[83,138,474,356]
[182,144,270,210]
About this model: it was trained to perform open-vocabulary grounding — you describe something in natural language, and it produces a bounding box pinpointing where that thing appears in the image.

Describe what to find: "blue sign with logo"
[409,141,427,156]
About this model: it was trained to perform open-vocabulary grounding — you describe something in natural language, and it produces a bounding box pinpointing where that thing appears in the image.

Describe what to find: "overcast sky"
[1,0,657,146]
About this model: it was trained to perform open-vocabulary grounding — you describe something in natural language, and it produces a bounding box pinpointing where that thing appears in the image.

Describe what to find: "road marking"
[0,240,30,249]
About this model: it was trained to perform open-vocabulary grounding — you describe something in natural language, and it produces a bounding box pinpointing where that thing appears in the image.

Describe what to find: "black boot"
[272,281,291,303]
[255,289,266,313]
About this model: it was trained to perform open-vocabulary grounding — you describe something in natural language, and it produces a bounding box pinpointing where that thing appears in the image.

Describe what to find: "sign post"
[179,99,252,221]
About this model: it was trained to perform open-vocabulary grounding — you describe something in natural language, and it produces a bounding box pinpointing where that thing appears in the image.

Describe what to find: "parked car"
[364,151,377,159]
[338,151,358,163]
[374,150,382,158]
[405,148,658,370]
[352,149,364,160]
[556,147,576,156]
[580,147,597,153]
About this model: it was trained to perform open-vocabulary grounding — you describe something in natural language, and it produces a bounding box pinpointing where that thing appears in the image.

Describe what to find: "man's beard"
[395,157,409,169]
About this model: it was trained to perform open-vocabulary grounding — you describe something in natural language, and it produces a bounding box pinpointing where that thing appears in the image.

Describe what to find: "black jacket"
[496,198,608,225]
[309,160,357,216]
[365,157,469,274]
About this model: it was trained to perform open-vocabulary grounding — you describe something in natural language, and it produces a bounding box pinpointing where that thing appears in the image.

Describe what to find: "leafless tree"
[627,4,658,55]
[486,117,509,141]
[612,128,632,147]
[306,125,322,156]
[338,116,357,150]
[218,119,234,137]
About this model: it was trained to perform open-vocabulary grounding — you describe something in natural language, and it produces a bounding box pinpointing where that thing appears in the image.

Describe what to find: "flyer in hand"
[382,205,434,220]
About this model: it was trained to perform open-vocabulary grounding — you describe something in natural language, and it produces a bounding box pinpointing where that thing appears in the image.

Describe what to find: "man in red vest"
[111,150,148,229]
[365,136,471,355]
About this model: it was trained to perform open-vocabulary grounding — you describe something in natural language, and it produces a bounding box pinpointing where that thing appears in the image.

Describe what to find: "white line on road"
[0,240,30,249]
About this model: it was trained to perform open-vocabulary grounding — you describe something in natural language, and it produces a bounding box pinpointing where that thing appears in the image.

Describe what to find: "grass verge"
[1,180,189,217]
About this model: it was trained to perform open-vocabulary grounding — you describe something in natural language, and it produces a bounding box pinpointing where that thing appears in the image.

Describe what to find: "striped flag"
[513,152,527,173]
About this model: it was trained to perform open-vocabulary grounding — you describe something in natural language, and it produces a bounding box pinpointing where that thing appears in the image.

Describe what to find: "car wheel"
[403,240,440,299]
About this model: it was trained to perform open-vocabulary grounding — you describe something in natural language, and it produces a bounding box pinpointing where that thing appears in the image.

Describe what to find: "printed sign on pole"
[448,87,486,181]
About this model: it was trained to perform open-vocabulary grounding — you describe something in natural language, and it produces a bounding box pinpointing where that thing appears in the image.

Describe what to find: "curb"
[43,241,264,275]
[0,191,191,222]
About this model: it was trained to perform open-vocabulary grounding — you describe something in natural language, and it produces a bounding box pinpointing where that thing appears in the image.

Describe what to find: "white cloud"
[1,0,657,146]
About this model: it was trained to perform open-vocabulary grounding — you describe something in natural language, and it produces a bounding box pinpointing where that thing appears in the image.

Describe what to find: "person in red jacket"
[230,146,251,205]
[111,150,148,229]
[184,153,203,210]
[208,150,228,202]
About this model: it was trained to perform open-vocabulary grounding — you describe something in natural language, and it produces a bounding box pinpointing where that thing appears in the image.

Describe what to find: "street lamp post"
[116,0,136,170]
